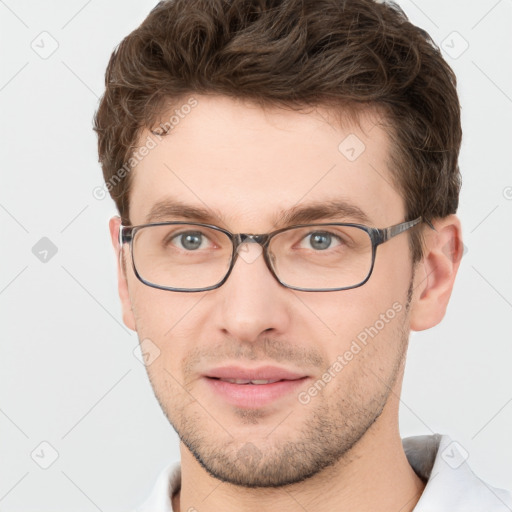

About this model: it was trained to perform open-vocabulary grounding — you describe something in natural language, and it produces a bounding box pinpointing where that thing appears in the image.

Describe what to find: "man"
[94,0,511,510]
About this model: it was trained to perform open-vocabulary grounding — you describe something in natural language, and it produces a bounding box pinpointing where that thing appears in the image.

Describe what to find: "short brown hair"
[93,0,462,262]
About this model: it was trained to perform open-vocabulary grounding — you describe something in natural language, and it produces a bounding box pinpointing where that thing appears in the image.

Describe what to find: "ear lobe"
[409,215,463,331]
[109,216,137,331]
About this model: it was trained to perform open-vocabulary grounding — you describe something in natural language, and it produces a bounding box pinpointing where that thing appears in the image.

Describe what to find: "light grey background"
[1,0,511,510]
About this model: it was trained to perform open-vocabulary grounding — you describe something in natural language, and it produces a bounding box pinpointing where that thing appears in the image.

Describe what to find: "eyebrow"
[145,200,227,225]
[144,197,372,228]
[277,199,371,226]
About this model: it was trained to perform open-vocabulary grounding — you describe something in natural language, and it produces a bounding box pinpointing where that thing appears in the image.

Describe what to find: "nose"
[212,240,291,342]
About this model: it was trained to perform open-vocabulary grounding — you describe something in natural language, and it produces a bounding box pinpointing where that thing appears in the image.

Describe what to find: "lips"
[203,365,309,408]
[216,378,281,385]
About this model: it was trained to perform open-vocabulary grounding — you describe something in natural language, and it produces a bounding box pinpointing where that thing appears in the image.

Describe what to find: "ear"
[109,216,136,331]
[409,214,463,331]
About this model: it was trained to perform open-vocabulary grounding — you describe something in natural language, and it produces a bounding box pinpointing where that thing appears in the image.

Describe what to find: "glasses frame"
[119,216,425,292]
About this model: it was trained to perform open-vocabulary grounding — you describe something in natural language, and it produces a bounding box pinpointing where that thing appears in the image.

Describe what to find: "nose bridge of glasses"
[236,233,269,246]
[233,233,271,265]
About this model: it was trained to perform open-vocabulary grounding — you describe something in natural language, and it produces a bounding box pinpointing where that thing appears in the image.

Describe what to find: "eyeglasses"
[119,217,423,292]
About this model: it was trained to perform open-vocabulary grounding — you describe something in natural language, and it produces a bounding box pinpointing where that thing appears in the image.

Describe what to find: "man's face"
[113,95,417,487]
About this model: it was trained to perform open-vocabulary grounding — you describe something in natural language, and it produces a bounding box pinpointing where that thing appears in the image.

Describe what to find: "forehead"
[129,94,404,229]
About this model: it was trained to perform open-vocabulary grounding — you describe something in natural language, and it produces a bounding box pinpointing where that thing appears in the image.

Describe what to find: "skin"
[108,94,463,512]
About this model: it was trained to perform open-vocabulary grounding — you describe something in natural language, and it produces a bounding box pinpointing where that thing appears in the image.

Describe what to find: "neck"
[172,399,425,512]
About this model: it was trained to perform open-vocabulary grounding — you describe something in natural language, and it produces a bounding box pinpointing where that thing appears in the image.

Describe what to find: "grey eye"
[179,232,203,250]
[171,231,205,251]
[307,232,334,250]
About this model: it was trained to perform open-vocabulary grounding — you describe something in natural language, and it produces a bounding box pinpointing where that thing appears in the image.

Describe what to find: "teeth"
[224,379,251,384]
[219,378,281,385]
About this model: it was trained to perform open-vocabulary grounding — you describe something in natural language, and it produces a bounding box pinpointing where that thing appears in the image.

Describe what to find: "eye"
[169,230,212,251]
[299,231,342,251]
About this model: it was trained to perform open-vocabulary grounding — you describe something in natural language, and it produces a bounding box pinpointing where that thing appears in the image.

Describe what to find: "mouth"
[207,377,298,385]
[202,367,310,408]
[204,365,308,382]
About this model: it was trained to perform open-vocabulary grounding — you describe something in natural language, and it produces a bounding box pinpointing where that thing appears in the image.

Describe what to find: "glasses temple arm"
[424,218,436,231]
[380,216,432,243]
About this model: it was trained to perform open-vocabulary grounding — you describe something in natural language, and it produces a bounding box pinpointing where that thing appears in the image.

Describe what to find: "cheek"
[128,280,207,369]
[324,299,408,391]
[300,286,401,339]
[128,270,196,335]
[130,288,168,335]
[295,274,410,378]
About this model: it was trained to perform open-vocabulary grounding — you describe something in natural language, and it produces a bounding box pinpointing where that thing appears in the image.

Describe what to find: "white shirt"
[134,434,512,511]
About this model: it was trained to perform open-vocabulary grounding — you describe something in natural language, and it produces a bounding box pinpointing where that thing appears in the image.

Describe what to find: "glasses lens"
[269,225,373,290]
[132,224,233,290]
